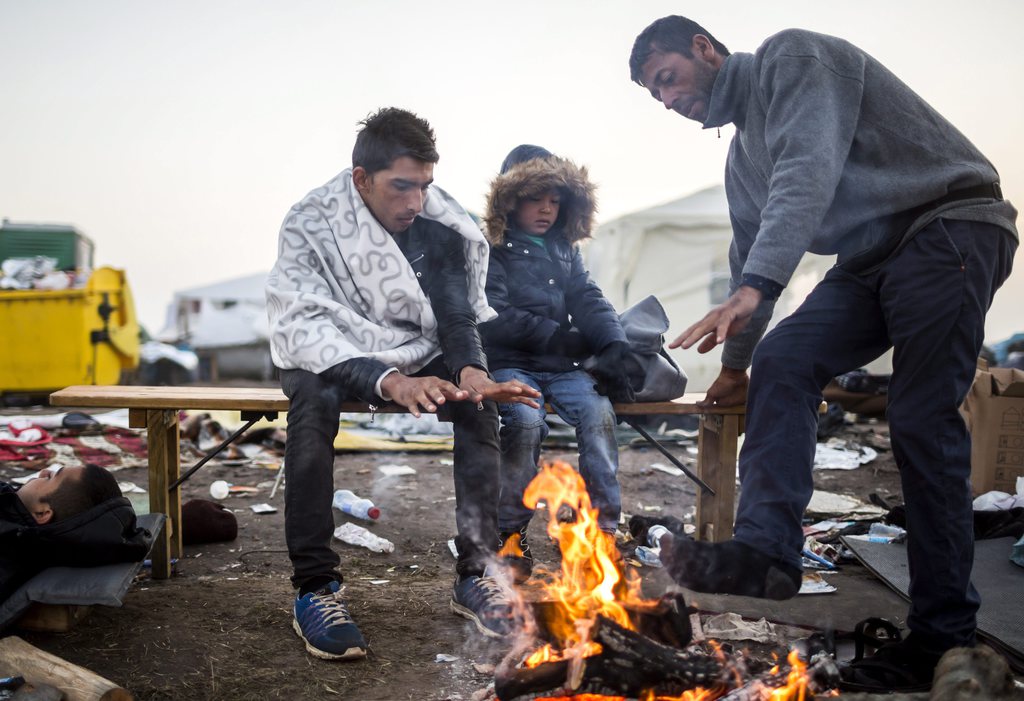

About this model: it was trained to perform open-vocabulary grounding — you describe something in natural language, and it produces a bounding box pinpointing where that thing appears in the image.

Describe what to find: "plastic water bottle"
[634,546,663,567]
[647,524,670,548]
[332,489,381,520]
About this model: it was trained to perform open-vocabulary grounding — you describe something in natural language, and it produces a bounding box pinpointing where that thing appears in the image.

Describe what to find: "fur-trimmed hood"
[483,156,597,246]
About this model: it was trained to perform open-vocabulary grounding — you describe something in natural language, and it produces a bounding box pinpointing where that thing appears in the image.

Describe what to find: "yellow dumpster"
[0,266,140,396]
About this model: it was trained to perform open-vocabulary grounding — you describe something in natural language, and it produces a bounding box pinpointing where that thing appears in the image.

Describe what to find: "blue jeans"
[492,368,621,532]
[734,218,1015,648]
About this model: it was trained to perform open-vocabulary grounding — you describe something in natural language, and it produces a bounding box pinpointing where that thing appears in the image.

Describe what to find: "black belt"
[840,182,1003,274]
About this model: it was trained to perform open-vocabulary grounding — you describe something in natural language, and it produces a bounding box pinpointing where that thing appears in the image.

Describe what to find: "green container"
[0,221,95,271]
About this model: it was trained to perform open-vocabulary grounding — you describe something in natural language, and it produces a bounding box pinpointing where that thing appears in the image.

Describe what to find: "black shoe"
[498,525,534,583]
[450,572,517,638]
[659,535,802,600]
[838,633,942,693]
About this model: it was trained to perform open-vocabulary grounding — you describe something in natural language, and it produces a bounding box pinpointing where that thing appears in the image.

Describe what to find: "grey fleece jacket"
[703,29,1018,369]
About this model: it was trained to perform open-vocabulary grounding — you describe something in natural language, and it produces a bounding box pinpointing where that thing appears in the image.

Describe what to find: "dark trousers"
[734,218,1016,648]
[280,356,501,591]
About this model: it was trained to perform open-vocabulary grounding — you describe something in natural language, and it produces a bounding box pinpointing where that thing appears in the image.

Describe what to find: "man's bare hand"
[380,373,467,418]
[669,286,762,353]
[698,366,749,408]
[459,367,541,408]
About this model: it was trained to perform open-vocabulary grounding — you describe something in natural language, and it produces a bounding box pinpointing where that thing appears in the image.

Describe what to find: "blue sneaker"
[293,581,367,660]
[450,572,517,639]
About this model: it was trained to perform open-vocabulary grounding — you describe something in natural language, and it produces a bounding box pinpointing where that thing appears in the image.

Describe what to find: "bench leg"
[146,409,182,579]
[696,414,740,542]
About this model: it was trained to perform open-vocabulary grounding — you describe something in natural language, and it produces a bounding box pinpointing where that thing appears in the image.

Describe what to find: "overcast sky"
[2,0,1022,341]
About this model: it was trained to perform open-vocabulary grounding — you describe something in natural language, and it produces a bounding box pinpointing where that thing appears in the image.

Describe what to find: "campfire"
[494,461,839,701]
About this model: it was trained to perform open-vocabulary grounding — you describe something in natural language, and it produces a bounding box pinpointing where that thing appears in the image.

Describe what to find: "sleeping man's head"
[16,464,122,524]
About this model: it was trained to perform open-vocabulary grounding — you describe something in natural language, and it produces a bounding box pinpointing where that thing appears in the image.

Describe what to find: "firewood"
[0,636,132,701]
[495,615,724,700]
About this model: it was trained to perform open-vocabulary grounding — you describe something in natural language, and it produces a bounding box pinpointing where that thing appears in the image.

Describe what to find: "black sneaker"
[659,534,802,600]
[293,581,368,660]
[498,525,534,583]
[450,571,517,638]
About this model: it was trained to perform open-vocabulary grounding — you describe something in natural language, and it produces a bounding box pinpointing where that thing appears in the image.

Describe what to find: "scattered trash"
[798,572,837,595]
[435,653,459,663]
[649,462,684,477]
[439,458,454,466]
[702,612,777,643]
[370,579,390,585]
[633,524,669,567]
[333,522,394,553]
[250,503,277,514]
[813,439,878,470]
[845,522,907,544]
[228,485,260,494]
[209,480,231,499]
[378,464,417,477]
[118,482,147,494]
[332,489,380,520]
[634,546,662,567]
[805,490,887,519]
[447,538,459,559]
[973,477,1024,511]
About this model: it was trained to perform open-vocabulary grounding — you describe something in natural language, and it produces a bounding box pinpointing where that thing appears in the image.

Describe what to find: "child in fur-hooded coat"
[479,145,632,572]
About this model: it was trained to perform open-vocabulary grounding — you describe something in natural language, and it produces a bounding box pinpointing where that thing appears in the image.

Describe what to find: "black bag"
[586,295,687,402]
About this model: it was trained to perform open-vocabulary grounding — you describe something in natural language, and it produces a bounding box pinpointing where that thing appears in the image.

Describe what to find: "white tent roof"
[175,271,267,302]
[587,184,833,391]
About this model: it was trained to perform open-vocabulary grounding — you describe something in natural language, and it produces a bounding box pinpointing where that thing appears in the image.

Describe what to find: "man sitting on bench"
[266,107,540,661]
[1,464,133,603]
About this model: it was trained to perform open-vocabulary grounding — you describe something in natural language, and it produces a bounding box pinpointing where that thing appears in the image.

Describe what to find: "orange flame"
[766,649,810,701]
[521,461,646,647]
[520,462,818,701]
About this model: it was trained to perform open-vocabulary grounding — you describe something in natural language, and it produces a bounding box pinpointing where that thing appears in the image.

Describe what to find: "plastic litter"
[209,480,231,499]
[378,463,416,477]
[333,522,394,553]
[332,489,380,520]
[435,653,459,663]
[634,524,669,566]
[702,612,777,643]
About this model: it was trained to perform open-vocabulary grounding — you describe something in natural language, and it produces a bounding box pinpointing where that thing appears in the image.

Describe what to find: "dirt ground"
[10,416,905,701]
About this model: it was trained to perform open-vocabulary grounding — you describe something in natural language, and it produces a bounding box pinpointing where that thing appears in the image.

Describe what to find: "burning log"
[495,615,725,701]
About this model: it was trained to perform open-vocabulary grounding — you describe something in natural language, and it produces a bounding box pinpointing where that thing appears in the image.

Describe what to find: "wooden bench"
[50,385,745,579]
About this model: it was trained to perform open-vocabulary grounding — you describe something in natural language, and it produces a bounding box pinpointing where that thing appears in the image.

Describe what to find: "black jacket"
[323,218,489,400]
[480,229,624,373]
[1,482,149,603]
[478,154,625,373]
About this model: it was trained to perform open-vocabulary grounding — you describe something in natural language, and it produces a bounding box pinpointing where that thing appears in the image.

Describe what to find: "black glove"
[546,329,590,358]
[591,341,636,403]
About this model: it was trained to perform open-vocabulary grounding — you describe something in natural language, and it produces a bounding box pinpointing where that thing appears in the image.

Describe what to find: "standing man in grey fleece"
[630,16,1017,693]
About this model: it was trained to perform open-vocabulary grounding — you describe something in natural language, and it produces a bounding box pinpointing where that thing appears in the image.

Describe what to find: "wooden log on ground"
[0,636,133,701]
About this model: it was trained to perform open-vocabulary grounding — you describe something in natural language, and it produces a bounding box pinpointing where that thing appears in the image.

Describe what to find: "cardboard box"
[961,366,1024,495]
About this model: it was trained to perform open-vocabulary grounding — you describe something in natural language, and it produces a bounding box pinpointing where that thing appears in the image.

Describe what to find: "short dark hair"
[351,107,439,175]
[46,464,122,522]
[630,16,730,85]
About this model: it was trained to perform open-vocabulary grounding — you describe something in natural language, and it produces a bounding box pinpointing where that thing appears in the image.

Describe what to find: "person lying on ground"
[266,107,541,661]
[1,464,143,605]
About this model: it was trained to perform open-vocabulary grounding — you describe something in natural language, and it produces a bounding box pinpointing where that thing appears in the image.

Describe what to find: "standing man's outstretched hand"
[458,367,541,408]
[669,286,762,353]
[380,373,467,418]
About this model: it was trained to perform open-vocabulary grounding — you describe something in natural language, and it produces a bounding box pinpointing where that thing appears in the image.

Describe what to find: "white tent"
[158,272,269,348]
[586,185,834,392]
[156,272,273,380]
